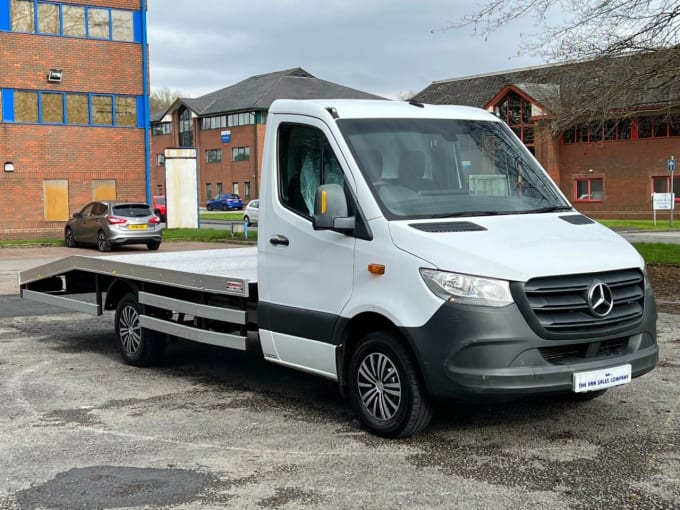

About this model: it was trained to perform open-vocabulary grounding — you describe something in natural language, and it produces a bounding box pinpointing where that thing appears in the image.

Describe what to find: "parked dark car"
[64,201,162,252]
[206,193,243,211]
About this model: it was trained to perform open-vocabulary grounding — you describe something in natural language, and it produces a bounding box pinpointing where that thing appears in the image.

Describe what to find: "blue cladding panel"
[137,96,146,128]
[0,0,9,31]
[2,89,14,122]
[133,10,142,43]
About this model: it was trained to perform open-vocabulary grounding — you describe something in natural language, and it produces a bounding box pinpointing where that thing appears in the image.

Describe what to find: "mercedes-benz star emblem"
[587,281,614,318]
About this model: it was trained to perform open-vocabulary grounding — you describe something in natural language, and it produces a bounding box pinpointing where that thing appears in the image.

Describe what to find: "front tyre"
[64,227,78,248]
[97,231,111,252]
[349,332,432,438]
[114,293,165,367]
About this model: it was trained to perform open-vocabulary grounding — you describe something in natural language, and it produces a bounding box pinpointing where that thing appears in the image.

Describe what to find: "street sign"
[669,157,676,172]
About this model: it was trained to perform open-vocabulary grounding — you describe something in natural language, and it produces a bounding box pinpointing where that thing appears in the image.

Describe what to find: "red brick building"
[150,68,382,205]
[413,54,680,218]
[0,0,149,240]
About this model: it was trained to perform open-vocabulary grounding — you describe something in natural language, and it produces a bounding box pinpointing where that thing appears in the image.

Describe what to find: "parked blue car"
[206,193,244,211]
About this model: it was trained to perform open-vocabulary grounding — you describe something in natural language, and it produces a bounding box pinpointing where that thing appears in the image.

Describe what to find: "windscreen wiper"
[515,206,573,214]
[430,210,507,218]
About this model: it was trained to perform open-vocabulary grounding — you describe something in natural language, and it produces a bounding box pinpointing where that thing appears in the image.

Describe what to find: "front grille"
[516,269,645,338]
[539,337,629,364]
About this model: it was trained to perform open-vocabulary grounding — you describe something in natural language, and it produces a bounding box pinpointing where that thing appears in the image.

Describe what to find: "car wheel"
[64,227,78,248]
[222,204,228,211]
[147,241,161,251]
[97,230,111,252]
[243,215,250,225]
[207,205,213,211]
[348,331,432,438]
[114,293,166,367]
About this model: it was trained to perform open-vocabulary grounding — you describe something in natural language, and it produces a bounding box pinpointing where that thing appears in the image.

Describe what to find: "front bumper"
[402,287,658,400]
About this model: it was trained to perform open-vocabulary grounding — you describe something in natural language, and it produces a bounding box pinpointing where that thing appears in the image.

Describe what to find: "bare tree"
[149,87,184,113]
[449,1,680,132]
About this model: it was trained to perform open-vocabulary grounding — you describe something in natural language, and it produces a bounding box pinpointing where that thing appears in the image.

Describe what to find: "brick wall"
[0,1,146,241]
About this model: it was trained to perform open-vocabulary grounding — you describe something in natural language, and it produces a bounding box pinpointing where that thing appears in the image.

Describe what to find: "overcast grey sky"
[147,0,547,100]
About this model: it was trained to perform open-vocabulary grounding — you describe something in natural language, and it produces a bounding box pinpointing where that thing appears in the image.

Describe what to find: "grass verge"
[632,242,680,265]
[598,219,680,231]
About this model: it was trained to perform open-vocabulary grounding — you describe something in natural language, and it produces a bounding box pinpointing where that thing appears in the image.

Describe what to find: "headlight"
[420,269,513,307]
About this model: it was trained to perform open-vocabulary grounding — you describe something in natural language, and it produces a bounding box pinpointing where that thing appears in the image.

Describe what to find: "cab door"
[258,117,356,379]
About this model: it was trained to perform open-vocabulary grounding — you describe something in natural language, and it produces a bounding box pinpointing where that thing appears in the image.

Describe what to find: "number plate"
[572,364,631,393]
[128,224,148,230]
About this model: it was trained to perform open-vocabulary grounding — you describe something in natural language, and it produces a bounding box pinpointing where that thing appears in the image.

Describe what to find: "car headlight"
[420,269,513,307]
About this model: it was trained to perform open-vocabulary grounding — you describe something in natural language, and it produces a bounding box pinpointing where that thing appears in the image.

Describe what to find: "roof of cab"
[268,98,500,122]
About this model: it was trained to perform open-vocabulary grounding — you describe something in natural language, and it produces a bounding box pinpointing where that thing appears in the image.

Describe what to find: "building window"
[232,182,239,195]
[652,176,680,200]
[206,149,222,163]
[496,91,534,152]
[10,0,33,32]
[63,5,86,37]
[93,179,116,200]
[178,106,193,147]
[92,95,113,125]
[244,181,251,199]
[156,154,165,166]
[115,96,137,127]
[200,112,257,130]
[42,92,64,124]
[232,146,250,161]
[10,2,140,42]
[66,94,89,124]
[44,179,69,221]
[157,184,163,195]
[14,91,38,122]
[151,122,172,135]
[206,183,212,201]
[216,182,223,195]
[574,178,604,202]
[37,2,59,34]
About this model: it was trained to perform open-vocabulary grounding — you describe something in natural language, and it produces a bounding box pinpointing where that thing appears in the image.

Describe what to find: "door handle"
[269,235,289,246]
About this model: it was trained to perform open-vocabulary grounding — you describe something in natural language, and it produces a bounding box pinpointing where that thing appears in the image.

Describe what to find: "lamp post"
[669,156,675,227]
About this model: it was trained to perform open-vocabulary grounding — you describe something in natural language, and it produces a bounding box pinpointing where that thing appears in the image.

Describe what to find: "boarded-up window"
[115,96,136,126]
[44,180,69,221]
[93,180,116,200]
[63,5,86,37]
[11,0,34,33]
[92,96,112,125]
[14,91,38,122]
[88,8,110,39]
[38,2,59,34]
[112,10,133,41]
[42,93,64,124]
[66,94,89,124]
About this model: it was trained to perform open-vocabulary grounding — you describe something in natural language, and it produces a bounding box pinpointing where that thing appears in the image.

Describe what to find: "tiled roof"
[183,67,385,116]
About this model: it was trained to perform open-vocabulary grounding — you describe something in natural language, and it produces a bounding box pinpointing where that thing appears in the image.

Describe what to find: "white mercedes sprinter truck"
[20,99,658,438]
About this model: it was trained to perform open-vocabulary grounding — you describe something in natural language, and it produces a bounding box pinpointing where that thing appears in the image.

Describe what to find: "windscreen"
[338,118,570,220]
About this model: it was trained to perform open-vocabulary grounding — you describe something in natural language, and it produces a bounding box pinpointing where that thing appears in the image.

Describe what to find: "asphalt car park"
[0,304,678,508]
[1,240,679,509]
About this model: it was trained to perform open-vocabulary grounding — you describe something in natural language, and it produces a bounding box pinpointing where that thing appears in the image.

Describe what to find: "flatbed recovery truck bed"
[20,247,258,353]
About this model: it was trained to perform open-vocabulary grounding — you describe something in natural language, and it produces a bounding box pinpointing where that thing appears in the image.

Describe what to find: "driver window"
[278,124,345,217]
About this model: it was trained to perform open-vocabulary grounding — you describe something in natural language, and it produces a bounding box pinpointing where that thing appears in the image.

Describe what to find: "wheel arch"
[104,279,139,311]
[336,311,426,398]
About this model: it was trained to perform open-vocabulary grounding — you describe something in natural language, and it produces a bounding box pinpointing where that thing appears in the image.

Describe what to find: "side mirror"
[72,212,80,218]
[313,184,355,233]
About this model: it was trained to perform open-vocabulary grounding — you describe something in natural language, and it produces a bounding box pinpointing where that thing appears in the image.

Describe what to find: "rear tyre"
[222,204,228,211]
[243,215,250,225]
[349,331,432,438]
[97,230,111,252]
[114,293,166,367]
[64,227,78,248]
[147,241,161,251]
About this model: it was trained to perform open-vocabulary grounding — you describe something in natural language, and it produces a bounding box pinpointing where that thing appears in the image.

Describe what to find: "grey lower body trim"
[21,289,101,316]
[140,315,246,351]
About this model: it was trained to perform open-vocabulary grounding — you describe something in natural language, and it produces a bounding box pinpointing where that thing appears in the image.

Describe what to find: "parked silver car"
[243,199,259,225]
[64,201,162,252]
